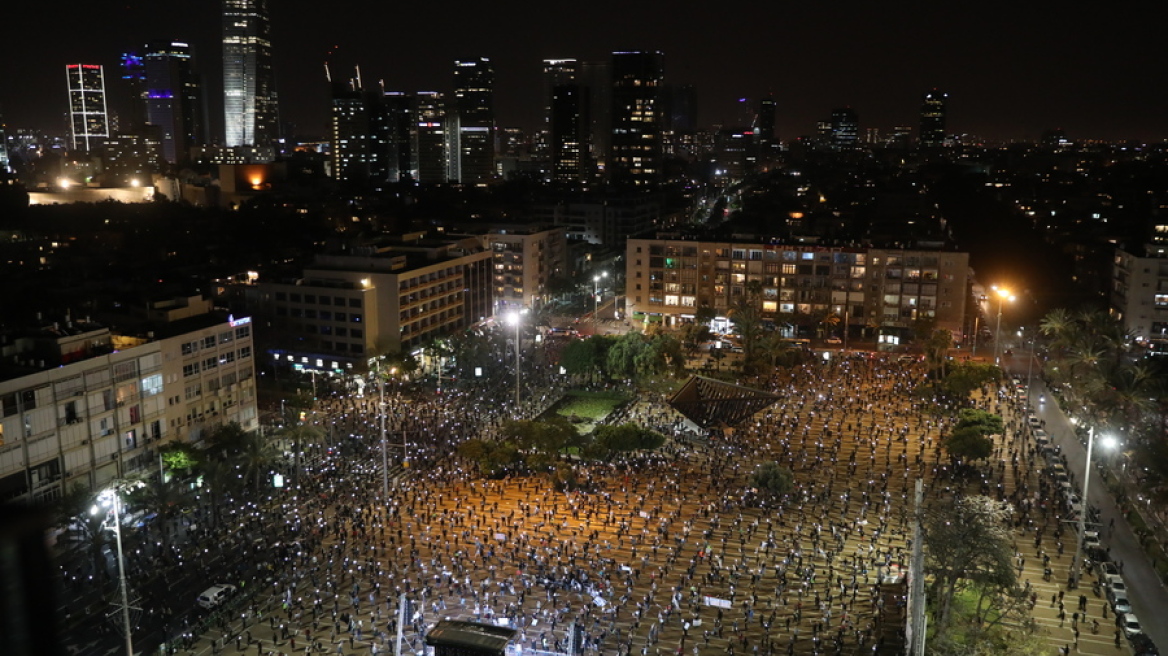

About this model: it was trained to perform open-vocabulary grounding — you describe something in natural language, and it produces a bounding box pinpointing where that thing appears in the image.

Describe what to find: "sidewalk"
[1023,370,1168,649]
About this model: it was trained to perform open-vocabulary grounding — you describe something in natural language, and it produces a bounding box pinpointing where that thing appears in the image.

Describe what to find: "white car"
[1122,613,1143,637]
[825,336,842,345]
[197,584,237,609]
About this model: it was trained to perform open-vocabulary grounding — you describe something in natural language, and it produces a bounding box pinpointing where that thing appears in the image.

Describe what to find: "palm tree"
[197,458,237,528]
[1039,308,1074,341]
[52,484,107,574]
[126,472,192,552]
[276,423,324,488]
[236,431,279,498]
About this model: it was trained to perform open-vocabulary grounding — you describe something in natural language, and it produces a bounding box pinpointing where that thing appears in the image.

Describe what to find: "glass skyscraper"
[452,58,495,185]
[222,0,278,147]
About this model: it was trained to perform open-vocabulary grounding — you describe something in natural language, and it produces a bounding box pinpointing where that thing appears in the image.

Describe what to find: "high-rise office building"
[755,95,777,151]
[414,92,449,183]
[452,57,495,185]
[667,84,698,133]
[542,59,578,125]
[329,74,392,183]
[0,106,9,172]
[383,92,415,182]
[120,52,148,134]
[66,64,110,152]
[550,84,590,182]
[829,107,858,149]
[610,51,664,185]
[919,89,947,148]
[538,59,578,172]
[580,61,612,170]
[222,0,278,147]
[143,41,205,163]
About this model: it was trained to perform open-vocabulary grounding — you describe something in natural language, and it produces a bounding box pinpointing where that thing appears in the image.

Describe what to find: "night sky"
[4,1,1166,143]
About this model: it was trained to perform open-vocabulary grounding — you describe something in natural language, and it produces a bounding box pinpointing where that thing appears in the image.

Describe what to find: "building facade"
[0,313,257,503]
[1111,247,1168,342]
[485,226,568,313]
[238,240,493,368]
[66,64,109,152]
[143,40,205,164]
[625,236,969,342]
[222,0,278,147]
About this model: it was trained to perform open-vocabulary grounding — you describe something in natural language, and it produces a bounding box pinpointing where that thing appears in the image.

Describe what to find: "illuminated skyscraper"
[609,51,664,185]
[414,92,450,183]
[222,0,278,147]
[66,64,110,151]
[920,89,947,148]
[330,74,391,183]
[143,41,205,163]
[452,57,495,185]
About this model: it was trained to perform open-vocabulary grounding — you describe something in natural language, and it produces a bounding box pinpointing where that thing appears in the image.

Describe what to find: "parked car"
[825,336,842,345]
[1110,591,1132,615]
[1123,613,1144,637]
[1129,632,1159,656]
[1097,561,1120,579]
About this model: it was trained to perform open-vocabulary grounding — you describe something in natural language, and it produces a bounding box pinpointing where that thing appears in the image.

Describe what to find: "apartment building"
[236,236,493,368]
[0,305,257,503]
[1112,246,1168,342]
[484,225,567,313]
[625,235,969,343]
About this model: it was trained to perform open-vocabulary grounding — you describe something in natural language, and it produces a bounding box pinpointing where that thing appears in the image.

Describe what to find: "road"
[1015,352,1168,651]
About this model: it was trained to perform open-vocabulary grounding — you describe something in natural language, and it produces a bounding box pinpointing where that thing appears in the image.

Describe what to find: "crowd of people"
[159,345,1096,656]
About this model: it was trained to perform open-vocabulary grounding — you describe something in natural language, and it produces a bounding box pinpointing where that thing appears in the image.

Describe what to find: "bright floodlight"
[506,311,521,326]
[1099,435,1119,450]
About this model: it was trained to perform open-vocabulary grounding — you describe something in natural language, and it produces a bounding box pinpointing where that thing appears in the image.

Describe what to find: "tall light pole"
[992,286,1014,364]
[96,485,136,656]
[507,311,522,413]
[1070,426,1116,587]
[379,362,388,497]
[593,271,607,322]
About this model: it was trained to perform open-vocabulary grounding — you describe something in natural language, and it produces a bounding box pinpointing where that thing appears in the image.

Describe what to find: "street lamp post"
[378,363,388,497]
[96,487,134,656]
[507,311,522,413]
[593,272,607,322]
[1070,425,1116,587]
[992,286,1015,364]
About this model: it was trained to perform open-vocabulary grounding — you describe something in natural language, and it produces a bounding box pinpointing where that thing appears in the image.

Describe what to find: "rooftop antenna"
[324,62,332,83]
[355,65,363,90]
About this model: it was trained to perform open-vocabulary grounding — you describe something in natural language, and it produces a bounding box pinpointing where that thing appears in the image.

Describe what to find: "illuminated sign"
[229,316,252,328]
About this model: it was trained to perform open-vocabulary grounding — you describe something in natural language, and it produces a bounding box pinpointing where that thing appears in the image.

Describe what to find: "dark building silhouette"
[919,89,947,148]
[550,84,590,182]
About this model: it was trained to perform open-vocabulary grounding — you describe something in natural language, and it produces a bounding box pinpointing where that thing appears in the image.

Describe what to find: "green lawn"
[554,394,626,421]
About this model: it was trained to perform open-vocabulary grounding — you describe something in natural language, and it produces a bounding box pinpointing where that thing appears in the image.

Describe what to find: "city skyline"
[2,2,1167,143]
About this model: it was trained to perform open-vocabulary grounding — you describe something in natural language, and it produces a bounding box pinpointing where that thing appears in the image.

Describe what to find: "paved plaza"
[167,354,1134,656]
